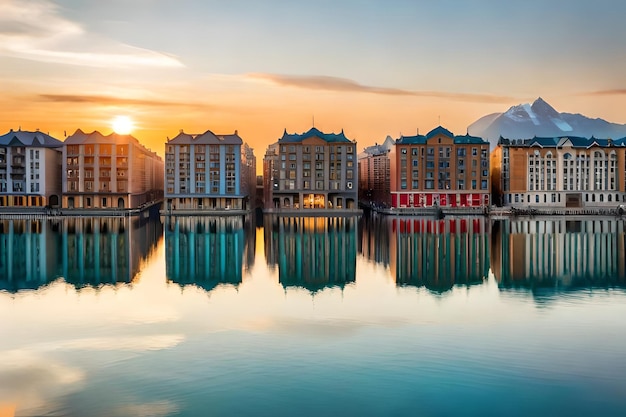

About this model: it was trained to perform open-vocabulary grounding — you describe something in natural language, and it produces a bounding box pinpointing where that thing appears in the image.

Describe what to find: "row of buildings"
[0,128,256,212]
[2,125,626,213]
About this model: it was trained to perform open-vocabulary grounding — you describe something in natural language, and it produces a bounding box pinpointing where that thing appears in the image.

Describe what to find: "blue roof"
[279,127,352,143]
[426,126,455,139]
[396,127,487,145]
[501,136,623,148]
[0,129,63,147]
[396,134,426,145]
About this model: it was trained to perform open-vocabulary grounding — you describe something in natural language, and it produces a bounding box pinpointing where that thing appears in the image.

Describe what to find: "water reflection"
[0,216,162,291]
[0,219,60,291]
[164,216,255,292]
[491,218,626,291]
[264,216,357,292]
[386,216,490,292]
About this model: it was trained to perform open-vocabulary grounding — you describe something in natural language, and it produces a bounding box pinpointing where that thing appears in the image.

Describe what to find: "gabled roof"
[425,126,454,139]
[168,129,243,145]
[65,129,141,146]
[65,129,160,159]
[278,127,352,143]
[0,129,63,147]
[397,127,487,145]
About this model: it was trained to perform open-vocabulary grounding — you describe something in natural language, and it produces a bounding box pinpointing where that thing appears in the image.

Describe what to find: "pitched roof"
[426,126,455,139]
[168,129,243,145]
[0,129,63,147]
[279,127,352,143]
[64,129,142,146]
[501,135,623,148]
[397,127,487,145]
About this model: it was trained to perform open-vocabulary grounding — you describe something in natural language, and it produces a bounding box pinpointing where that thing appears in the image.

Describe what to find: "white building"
[0,129,63,207]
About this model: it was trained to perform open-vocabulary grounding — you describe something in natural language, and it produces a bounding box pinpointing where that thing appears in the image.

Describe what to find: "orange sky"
[1,0,625,174]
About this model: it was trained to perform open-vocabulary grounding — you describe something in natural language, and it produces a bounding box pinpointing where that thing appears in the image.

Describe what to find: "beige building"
[62,130,164,209]
[263,127,358,211]
[491,137,626,208]
[0,129,63,207]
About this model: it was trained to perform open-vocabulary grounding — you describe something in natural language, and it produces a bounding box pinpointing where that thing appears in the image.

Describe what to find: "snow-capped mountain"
[468,97,626,148]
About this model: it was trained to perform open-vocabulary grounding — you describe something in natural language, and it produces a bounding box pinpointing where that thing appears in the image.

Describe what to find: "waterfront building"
[263,127,358,211]
[164,130,255,212]
[491,136,626,208]
[388,126,490,208]
[62,130,164,210]
[0,129,63,207]
[358,135,394,208]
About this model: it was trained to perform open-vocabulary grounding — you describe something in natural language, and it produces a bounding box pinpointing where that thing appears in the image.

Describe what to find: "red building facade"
[388,126,490,209]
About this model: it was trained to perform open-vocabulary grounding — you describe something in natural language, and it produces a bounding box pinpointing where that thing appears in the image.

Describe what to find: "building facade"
[62,130,164,209]
[491,136,626,208]
[0,129,63,208]
[263,127,358,211]
[389,126,490,208]
[164,130,255,212]
[358,136,394,208]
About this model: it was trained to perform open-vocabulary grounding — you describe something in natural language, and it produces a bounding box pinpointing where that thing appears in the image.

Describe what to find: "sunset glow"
[111,116,134,135]
[0,0,624,165]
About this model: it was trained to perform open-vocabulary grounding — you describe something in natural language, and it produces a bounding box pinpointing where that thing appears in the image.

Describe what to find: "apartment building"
[263,127,358,211]
[62,130,164,209]
[164,130,255,212]
[0,129,63,207]
[388,126,490,208]
[491,136,626,208]
[358,135,394,208]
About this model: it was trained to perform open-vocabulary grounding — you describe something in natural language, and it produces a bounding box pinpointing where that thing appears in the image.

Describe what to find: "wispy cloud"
[38,94,194,107]
[247,73,517,103]
[0,0,183,68]
[579,89,626,96]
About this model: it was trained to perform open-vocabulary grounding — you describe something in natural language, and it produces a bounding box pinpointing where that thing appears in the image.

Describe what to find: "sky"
[1,0,625,162]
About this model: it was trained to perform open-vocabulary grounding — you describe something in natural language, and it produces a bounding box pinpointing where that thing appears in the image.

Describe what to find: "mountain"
[468,97,626,148]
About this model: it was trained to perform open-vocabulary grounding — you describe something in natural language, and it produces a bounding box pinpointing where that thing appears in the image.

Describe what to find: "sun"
[111,115,134,135]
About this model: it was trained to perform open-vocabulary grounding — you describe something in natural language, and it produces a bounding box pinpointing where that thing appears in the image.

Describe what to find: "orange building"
[388,126,490,208]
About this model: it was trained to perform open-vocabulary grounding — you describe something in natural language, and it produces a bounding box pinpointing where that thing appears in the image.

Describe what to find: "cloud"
[0,351,84,415]
[247,73,517,103]
[38,94,194,107]
[0,0,183,68]
[579,89,626,96]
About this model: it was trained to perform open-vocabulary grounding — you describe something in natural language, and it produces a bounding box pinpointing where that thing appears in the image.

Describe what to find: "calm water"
[2,214,626,416]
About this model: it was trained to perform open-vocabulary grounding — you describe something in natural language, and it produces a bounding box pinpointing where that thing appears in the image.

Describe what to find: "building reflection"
[0,216,162,291]
[264,216,357,292]
[165,216,254,292]
[61,216,162,287]
[491,218,626,290]
[0,219,60,291]
[388,217,490,292]
[358,212,390,268]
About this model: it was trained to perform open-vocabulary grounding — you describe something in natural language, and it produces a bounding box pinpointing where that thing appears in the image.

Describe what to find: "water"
[1,214,626,416]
